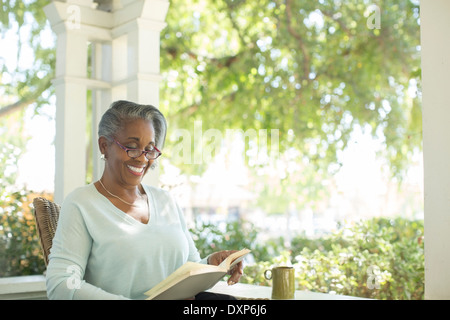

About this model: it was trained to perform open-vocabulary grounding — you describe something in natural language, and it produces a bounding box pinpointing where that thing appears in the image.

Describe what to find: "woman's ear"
[98,136,109,157]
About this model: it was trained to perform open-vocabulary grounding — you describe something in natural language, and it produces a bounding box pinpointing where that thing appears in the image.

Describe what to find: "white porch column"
[111,0,169,186]
[45,3,90,204]
[45,0,169,202]
[421,0,450,299]
[91,42,113,182]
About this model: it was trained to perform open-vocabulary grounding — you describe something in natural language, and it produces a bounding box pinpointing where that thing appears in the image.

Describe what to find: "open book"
[144,248,251,300]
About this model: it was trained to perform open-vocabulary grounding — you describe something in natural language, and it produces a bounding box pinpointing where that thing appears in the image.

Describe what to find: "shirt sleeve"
[45,197,128,300]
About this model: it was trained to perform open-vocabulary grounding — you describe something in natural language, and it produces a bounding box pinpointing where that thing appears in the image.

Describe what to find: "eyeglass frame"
[112,138,162,160]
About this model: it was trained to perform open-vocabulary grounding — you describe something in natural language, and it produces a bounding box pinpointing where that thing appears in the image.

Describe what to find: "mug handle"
[264,269,272,280]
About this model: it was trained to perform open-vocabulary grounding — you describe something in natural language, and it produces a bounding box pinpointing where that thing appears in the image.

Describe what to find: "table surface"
[208,281,370,300]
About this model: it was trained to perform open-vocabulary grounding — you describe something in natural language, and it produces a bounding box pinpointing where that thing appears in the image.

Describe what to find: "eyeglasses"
[113,139,162,160]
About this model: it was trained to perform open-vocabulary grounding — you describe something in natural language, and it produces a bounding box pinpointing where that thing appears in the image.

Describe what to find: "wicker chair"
[32,197,60,266]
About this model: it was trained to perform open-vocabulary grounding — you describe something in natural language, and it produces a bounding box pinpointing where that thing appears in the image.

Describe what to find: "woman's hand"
[208,250,243,286]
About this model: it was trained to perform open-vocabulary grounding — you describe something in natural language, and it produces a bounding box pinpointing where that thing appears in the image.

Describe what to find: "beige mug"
[264,266,295,300]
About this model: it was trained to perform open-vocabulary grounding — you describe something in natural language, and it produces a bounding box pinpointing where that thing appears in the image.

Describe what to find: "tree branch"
[167,90,238,121]
[285,0,311,80]
[165,46,241,69]
[0,74,53,118]
[320,9,352,37]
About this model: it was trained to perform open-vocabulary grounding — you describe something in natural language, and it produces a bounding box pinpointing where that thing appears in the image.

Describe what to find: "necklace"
[98,179,144,207]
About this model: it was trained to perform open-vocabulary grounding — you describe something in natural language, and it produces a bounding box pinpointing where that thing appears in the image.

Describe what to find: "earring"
[100,154,106,160]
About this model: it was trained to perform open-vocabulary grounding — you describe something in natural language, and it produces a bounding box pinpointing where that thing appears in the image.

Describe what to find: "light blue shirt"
[46,183,205,299]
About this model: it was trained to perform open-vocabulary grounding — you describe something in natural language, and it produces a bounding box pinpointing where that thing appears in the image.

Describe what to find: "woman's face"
[102,118,157,187]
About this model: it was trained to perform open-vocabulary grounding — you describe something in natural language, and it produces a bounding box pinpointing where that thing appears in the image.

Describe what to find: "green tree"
[160,0,421,180]
[0,110,47,276]
[0,0,54,118]
[0,0,54,276]
[1,0,421,180]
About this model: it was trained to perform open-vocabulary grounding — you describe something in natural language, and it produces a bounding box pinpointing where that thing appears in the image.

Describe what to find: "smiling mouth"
[127,165,146,176]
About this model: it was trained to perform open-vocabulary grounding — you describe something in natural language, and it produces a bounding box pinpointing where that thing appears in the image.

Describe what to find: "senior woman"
[46,100,243,299]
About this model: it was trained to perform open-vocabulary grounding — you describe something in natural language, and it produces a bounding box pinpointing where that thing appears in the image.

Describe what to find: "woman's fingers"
[227,261,243,285]
[208,250,244,285]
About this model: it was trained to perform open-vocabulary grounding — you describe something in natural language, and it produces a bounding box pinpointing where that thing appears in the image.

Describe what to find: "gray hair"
[98,100,167,149]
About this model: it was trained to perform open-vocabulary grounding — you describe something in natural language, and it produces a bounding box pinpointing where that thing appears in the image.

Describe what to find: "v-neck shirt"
[46,183,204,300]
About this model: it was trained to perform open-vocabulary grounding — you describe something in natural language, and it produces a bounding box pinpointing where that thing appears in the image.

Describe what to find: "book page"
[148,271,226,300]
[144,248,251,300]
[145,262,222,299]
[218,248,251,270]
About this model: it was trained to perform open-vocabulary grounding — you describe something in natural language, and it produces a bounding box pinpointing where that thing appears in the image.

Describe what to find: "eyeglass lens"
[127,149,159,159]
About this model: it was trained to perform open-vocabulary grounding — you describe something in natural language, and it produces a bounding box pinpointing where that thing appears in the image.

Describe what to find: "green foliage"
[0,88,47,276]
[189,218,285,263]
[192,217,424,300]
[160,0,422,180]
[0,188,47,277]
[190,219,258,258]
[288,217,424,299]
[0,107,29,186]
[0,0,55,117]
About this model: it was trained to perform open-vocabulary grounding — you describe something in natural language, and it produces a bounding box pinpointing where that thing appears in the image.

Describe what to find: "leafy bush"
[0,188,48,277]
[289,217,424,299]
[192,217,424,300]
[189,218,285,263]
